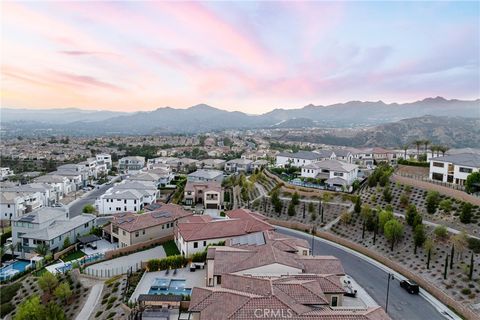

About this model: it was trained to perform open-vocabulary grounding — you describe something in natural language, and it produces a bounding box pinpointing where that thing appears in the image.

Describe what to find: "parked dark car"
[400,279,419,294]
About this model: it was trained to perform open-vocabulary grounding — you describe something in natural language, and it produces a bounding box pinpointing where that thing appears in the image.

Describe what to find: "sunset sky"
[1,1,479,114]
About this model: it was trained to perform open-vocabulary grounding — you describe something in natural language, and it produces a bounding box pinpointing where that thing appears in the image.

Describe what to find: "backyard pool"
[0,260,32,281]
[148,278,192,296]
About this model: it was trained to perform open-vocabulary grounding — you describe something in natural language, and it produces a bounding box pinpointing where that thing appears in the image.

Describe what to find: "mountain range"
[1,97,479,139]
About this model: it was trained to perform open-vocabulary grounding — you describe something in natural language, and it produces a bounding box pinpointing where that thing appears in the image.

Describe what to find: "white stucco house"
[301,159,359,190]
[429,153,480,186]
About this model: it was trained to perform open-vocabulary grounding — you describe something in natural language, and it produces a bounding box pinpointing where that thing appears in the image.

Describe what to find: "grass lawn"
[162,240,180,256]
[62,250,86,262]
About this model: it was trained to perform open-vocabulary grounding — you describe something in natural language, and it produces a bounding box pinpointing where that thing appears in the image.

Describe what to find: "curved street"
[276,227,452,320]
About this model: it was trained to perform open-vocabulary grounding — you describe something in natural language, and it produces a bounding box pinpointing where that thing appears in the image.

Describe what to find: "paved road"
[277,227,449,320]
[67,183,112,218]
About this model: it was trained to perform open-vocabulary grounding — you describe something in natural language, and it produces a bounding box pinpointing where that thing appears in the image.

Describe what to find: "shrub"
[468,237,480,253]
[461,288,471,295]
[434,225,448,239]
[95,311,103,318]
[0,282,22,304]
[147,255,188,271]
[439,199,453,214]
[399,194,409,207]
[460,203,473,224]
[0,302,14,318]
[287,203,296,216]
[383,187,392,203]
[425,191,440,214]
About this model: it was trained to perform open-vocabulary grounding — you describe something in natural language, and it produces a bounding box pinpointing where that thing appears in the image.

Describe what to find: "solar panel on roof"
[152,211,171,219]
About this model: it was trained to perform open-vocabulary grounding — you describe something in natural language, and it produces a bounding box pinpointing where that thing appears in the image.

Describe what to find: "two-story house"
[429,153,480,186]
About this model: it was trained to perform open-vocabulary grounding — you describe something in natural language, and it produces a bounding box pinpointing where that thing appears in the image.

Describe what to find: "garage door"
[206,203,218,209]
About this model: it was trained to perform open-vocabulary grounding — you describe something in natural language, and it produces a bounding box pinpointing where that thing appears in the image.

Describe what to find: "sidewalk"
[75,283,104,320]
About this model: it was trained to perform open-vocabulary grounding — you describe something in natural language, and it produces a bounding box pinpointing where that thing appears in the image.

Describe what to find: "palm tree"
[401,143,410,159]
[430,145,438,157]
[34,243,50,256]
[439,146,449,156]
[414,140,423,157]
[423,140,430,154]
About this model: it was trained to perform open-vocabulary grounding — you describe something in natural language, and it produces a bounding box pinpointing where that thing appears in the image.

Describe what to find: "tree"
[382,187,392,203]
[412,213,423,228]
[414,140,423,157]
[384,219,404,251]
[287,203,296,216]
[354,196,362,214]
[379,173,389,187]
[340,211,352,225]
[82,204,95,213]
[425,191,440,214]
[399,194,409,207]
[54,282,72,304]
[38,271,58,294]
[405,204,418,226]
[43,302,66,320]
[34,243,50,256]
[14,295,42,320]
[459,203,473,223]
[308,202,314,213]
[401,143,409,159]
[451,231,468,261]
[438,199,453,214]
[465,172,480,194]
[291,192,300,206]
[62,237,71,250]
[378,209,394,232]
[271,190,282,214]
[413,224,426,254]
[423,140,430,154]
[434,225,448,240]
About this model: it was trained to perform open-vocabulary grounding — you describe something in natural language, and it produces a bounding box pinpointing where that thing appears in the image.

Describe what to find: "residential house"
[96,153,112,169]
[252,159,268,170]
[0,167,14,181]
[11,207,95,253]
[166,158,198,173]
[301,159,359,190]
[276,151,332,167]
[96,180,159,215]
[188,228,391,320]
[198,159,226,170]
[332,149,354,163]
[118,156,146,173]
[187,169,224,183]
[429,153,480,186]
[225,159,253,173]
[184,181,223,209]
[34,174,72,200]
[0,190,44,220]
[107,204,191,248]
[175,209,274,256]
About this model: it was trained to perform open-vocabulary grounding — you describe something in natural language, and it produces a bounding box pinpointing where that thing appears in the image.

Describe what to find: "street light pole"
[311,226,316,256]
[385,273,394,313]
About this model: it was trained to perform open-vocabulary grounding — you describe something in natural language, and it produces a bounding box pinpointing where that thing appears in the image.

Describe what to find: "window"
[203,241,207,247]
[134,200,137,204]
[122,230,126,236]
[432,172,443,181]
[7,204,10,208]
[433,162,444,168]
[135,232,139,237]
[459,167,473,173]
[142,230,145,235]
[331,296,338,307]
[193,242,198,248]
[124,199,127,204]
[162,225,165,229]
[84,222,89,228]
[333,172,343,177]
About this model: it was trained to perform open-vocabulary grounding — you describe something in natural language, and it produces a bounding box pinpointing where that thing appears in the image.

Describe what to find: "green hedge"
[0,302,14,318]
[398,159,429,167]
[147,255,188,271]
[0,230,12,245]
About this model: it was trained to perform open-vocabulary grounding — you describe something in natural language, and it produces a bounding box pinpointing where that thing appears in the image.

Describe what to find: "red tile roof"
[111,203,191,232]
[177,209,274,242]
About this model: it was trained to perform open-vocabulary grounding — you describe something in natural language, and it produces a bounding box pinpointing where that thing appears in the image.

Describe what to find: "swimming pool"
[148,278,192,296]
[0,260,32,281]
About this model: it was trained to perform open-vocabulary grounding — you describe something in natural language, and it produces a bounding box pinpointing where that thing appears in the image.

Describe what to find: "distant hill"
[281,116,480,148]
[1,97,478,137]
